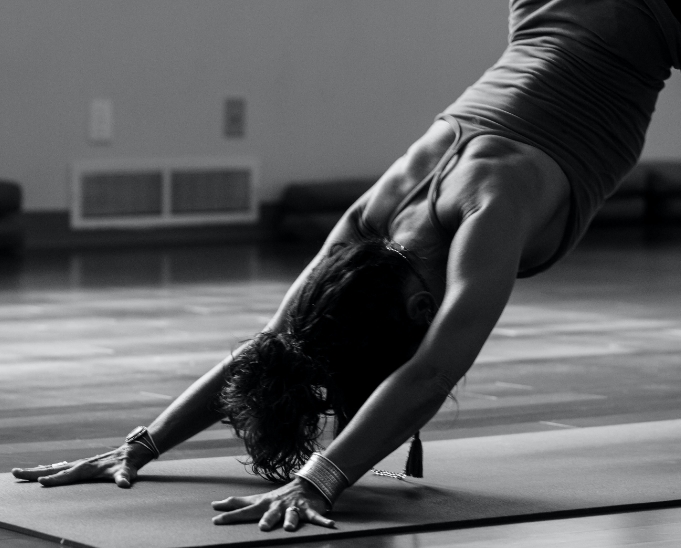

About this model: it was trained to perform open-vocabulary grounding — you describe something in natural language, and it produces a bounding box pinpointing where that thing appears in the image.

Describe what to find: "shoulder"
[321,184,380,246]
[361,120,460,233]
[458,134,555,193]
[437,134,569,227]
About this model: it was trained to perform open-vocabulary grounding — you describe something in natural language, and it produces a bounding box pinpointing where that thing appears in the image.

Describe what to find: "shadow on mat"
[335,483,550,526]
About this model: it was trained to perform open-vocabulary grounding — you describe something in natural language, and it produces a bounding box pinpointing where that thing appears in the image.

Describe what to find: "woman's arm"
[11,349,242,487]
[212,190,536,529]
[12,190,375,488]
[324,198,526,481]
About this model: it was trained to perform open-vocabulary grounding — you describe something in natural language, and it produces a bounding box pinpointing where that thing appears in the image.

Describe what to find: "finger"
[211,496,254,511]
[303,507,336,529]
[213,504,265,525]
[38,462,99,487]
[259,502,285,532]
[12,463,72,482]
[113,465,136,489]
[283,506,301,532]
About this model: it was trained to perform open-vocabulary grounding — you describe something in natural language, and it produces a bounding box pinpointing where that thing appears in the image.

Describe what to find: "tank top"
[422,0,681,275]
[386,113,567,278]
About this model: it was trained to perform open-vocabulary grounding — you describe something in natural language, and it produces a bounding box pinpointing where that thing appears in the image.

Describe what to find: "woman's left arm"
[213,195,531,531]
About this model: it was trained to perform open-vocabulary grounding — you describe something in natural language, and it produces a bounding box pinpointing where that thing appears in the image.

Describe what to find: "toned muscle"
[357,121,571,278]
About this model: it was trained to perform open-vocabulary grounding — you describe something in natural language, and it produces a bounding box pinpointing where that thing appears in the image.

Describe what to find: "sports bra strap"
[387,114,463,235]
[436,113,461,133]
[388,113,497,239]
[426,114,463,238]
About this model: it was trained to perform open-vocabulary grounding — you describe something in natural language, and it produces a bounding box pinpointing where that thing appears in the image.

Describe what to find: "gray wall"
[1,0,679,212]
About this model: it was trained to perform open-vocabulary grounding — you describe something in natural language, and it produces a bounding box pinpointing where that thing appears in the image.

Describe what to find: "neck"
[391,239,447,307]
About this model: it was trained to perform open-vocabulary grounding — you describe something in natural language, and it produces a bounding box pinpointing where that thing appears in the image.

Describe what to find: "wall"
[0,1,679,213]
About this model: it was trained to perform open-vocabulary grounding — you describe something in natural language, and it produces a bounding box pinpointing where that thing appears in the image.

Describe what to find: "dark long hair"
[219,237,431,481]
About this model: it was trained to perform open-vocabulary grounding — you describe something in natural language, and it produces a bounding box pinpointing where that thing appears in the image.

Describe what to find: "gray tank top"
[440,0,680,271]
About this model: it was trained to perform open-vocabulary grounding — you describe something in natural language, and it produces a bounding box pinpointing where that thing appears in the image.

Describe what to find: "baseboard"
[21,203,282,251]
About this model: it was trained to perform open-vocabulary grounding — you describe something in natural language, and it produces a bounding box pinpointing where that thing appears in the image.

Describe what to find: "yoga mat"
[3,420,681,548]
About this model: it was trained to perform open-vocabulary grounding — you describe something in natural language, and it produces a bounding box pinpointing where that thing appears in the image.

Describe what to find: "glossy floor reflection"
[2,230,681,547]
[0,242,317,290]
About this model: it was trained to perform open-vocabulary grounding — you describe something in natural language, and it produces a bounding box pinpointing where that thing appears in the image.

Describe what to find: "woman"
[13,0,681,533]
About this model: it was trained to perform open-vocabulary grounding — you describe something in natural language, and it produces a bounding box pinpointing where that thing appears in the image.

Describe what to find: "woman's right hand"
[11,443,154,488]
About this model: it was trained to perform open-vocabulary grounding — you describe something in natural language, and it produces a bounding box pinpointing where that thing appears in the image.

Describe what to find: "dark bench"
[277,178,376,241]
[278,160,681,241]
[594,160,681,226]
[0,180,24,254]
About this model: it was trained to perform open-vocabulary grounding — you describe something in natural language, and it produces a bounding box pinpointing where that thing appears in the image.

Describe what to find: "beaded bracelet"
[294,452,349,508]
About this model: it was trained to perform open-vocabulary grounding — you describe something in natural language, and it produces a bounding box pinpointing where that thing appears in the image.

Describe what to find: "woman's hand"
[212,477,335,532]
[11,443,153,488]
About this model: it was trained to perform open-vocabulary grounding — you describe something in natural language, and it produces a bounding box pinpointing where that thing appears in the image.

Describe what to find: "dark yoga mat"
[3,420,681,548]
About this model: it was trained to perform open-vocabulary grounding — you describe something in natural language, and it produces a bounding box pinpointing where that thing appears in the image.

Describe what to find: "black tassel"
[404,431,423,478]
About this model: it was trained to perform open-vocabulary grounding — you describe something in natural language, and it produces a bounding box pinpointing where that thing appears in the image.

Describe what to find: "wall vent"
[71,157,258,229]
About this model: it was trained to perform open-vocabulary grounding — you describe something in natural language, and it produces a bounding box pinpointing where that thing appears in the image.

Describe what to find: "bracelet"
[125,426,161,460]
[294,452,349,508]
[131,438,160,460]
[145,432,161,459]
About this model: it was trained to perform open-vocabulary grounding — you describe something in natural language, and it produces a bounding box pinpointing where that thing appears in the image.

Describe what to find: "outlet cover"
[89,98,113,144]
[224,97,246,138]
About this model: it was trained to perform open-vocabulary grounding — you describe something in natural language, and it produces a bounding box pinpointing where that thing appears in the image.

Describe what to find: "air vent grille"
[82,172,163,218]
[171,169,251,214]
[71,157,258,229]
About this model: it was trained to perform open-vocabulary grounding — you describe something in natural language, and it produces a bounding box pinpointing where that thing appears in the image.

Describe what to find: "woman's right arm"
[12,187,376,488]
[142,189,378,458]
[11,349,244,487]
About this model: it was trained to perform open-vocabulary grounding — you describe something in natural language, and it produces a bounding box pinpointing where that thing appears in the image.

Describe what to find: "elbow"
[405,363,459,404]
[432,370,458,399]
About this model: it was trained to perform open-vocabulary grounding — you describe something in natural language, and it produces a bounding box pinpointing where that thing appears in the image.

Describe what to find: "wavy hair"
[219,237,430,481]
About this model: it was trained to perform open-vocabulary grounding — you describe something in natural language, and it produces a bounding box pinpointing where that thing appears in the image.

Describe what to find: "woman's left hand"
[211,477,336,532]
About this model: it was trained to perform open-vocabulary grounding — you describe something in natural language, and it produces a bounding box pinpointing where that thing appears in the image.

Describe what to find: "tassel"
[404,431,423,478]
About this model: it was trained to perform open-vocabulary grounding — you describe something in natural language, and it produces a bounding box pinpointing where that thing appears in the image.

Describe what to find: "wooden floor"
[2,231,681,547]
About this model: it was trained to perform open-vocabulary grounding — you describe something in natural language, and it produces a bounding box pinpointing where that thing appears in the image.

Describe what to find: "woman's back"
[448,0,681,253]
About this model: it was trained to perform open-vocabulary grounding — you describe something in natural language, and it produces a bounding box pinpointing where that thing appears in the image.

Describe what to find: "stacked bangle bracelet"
[125,426,161,460]
[294,452,349,508]
[131,436,160,460]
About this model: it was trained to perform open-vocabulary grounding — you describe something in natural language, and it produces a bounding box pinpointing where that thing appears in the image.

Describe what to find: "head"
[219,237,436,481]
